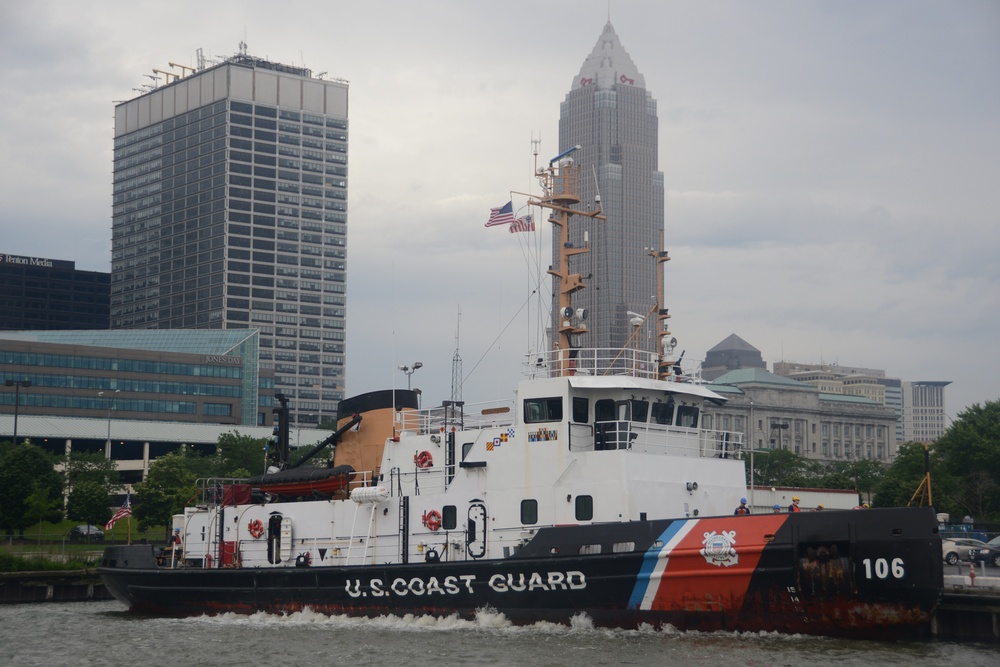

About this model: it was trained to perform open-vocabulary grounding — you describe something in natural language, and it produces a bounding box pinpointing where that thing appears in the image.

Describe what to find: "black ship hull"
[99,507,942,639]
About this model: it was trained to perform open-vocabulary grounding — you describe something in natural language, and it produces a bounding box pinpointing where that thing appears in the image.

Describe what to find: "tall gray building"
[112,49,348,425]
[555,22,664,351]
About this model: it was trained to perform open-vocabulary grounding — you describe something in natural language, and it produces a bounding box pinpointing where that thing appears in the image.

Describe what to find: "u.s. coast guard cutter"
[99,156,942,639]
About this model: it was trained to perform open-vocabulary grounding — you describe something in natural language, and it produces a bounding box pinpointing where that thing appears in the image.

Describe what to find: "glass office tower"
[112,51,348,424]
[556,22,664,352]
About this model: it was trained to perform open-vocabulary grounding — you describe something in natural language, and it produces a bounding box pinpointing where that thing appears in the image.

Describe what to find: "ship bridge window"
[572,396,589,423]
[620,399,648,423]
[652,398,674,425]
[462,442,474,461]
[595,399,615,422]
[676,405,699,428]
[524,397,562,423]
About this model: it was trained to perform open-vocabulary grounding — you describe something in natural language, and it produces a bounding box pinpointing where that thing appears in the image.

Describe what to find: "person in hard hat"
[788,496,801,512]
[734,498,751,515]
[811,504,825,512]
[772,504,782,513]
[168,528,183,549]
[853,502,870,510]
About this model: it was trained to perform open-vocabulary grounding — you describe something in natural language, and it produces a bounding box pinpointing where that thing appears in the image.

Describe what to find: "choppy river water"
[2,600,998,667]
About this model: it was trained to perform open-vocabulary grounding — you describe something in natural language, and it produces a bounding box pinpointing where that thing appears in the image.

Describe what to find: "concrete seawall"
[934,573,1000,642]
[0,570,112,604]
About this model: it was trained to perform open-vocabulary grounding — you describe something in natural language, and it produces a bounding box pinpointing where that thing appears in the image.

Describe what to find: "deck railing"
[526,347,662,379]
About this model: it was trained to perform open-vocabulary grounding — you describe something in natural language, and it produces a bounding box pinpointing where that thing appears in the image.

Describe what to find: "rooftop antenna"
[196,48,206,71]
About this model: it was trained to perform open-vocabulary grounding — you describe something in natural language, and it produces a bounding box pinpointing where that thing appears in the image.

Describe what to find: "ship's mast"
[523,147,605,376]
[650,233,676,380]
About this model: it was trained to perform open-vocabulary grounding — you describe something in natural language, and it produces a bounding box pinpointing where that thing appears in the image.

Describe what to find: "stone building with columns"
[703,368,899,464]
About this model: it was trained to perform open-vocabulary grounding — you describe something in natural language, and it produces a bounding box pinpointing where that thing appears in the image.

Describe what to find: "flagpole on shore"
[105,490,132,542]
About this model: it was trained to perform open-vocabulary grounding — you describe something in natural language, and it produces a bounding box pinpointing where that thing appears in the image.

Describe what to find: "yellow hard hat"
[863,503,870,508]
[817,504,824,509]
[792,496,800,501]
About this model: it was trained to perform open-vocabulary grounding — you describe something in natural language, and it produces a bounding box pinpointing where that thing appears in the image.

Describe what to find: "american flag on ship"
[485,200,516,227]
[105,492,131,530]
[509,215,535,233]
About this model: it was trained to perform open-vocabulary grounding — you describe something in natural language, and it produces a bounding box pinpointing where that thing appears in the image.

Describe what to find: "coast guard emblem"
[700,530,739,567]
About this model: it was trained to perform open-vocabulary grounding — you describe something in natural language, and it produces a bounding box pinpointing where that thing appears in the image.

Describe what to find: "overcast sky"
[1,1,997,419]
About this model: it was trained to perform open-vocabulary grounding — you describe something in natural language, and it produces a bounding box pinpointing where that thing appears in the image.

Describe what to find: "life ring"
[248,519,265,539]
[422,509,442,532]
[414,450,433,469]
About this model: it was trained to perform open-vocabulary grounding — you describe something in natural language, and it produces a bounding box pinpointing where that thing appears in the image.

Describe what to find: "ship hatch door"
[467,502,487,559]
[267,514,288,564]
[279,516,293,563]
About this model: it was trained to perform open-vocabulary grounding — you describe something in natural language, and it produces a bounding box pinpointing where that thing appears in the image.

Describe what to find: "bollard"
[969,562,976,587]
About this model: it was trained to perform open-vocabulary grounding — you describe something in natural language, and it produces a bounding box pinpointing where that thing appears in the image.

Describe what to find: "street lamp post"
[99,389,120,459]
[399,362,423,391]
[5,379,31,446]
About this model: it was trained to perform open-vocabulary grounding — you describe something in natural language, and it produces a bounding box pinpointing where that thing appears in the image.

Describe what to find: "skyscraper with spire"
[554,22,664,353]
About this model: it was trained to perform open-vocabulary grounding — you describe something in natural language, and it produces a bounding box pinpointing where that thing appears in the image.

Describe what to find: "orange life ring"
[422,510,442,532]
[248,519,265,539]
[414,450,433,469]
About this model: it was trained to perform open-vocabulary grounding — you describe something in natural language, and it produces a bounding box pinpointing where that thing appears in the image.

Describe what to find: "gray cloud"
[1,0,996,417]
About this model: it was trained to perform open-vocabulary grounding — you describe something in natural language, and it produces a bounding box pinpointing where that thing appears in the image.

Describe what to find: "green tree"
[870,442,960,513]
[133,453,197,533]
[933,399,1000,520]
[24,481,62,540]
[173,432,270,480]
[0,443,64,534]
[65,451,120,492]
[213,431,270,477]
[817,459,886,504]
[747,448,822,488]
[67,480,112,528]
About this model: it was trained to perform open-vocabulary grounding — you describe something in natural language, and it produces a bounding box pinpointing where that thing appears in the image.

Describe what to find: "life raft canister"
[248,519,265,539]
[422,509,442,531]
[414,450,433,469]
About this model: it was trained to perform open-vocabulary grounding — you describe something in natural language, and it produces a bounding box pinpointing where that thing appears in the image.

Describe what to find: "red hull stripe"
[628,515,789,611]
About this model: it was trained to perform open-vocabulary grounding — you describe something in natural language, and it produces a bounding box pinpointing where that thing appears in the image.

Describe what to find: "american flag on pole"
[105,492,131,530]
[485,201,516,227]
[509,215,535,233]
